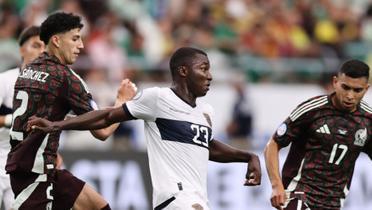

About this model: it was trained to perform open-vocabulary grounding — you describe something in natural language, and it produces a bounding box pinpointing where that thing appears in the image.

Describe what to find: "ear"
[178,66,188,77]
[19,45,25,57]
[51,35,60,48]
[332,75,338,88]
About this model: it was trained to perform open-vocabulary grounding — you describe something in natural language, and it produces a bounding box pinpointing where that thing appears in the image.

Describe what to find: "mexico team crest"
[354,128,367,146]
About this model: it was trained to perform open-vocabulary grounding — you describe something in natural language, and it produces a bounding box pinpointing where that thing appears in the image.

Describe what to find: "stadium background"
[1,0,372,209]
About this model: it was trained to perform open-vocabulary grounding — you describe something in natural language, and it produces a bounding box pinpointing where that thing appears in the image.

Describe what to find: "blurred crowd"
[1,0,372,150]
[1,0,372,84]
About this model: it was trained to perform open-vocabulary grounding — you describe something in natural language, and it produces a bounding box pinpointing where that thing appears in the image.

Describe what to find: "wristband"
[4,114,12,128]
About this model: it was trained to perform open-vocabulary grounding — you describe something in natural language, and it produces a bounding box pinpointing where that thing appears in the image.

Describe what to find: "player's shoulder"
[298,95,329,106]
[197,100,214,115]
[289,94,329,121]
[360,100,372,115]
[65,67,82,80]
[28,53,69,79]
[147,86,162,92]
[142,86,162,95]
[148,86,170,97]
[131,86,162,102]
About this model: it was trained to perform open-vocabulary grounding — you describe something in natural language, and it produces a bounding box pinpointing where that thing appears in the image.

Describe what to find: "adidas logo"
[316,124,331,134]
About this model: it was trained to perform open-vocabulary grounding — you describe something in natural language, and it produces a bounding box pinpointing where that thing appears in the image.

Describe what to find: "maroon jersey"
[6,52,95,177]
[273,94,372,209]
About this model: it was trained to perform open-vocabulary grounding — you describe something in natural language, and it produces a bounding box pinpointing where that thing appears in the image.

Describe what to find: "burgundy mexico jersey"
[6,52,95,176]
[273,94,372,209]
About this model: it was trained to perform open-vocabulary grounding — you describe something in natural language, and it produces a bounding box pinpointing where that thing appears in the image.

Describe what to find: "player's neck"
[170,85,197,107]
[46,47,66,65]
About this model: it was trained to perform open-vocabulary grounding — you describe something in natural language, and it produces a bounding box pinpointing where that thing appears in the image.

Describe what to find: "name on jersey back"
[19,67,49,83]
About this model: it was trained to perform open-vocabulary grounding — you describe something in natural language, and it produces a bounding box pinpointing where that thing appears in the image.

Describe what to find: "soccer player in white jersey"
[27,47,262,210]
[0,26,45,210]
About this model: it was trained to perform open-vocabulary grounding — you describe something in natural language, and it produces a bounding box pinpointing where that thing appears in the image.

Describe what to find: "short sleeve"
[273,107,312,148]
[125,87,159,121]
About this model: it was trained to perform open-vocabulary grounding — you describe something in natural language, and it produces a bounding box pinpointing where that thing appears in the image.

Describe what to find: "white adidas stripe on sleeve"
[290,96,328,121]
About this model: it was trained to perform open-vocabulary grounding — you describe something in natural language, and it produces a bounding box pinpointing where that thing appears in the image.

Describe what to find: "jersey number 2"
[9,90,29,141]
[328,143,348,165]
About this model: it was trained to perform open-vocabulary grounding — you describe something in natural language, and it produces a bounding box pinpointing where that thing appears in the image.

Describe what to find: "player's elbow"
[91,129,110,141]
[97,134,110,141]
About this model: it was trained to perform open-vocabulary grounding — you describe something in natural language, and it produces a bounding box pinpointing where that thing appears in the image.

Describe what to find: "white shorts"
[155,191,210,210]
[0,176,14,210]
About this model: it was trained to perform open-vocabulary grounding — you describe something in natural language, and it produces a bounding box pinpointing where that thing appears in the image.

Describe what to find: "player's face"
[187,54,212,97]
[20,35,45,65]
[58,28,84,65]
[333,73,369,112]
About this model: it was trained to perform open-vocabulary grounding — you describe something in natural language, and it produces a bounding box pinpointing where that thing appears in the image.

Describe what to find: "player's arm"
[28,105,134,133]
[90,79,136,140]
[264,137,285,210]
[209,139,261,186]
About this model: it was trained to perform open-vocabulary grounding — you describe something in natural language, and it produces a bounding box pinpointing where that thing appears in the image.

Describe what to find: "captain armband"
[4,114,12,128]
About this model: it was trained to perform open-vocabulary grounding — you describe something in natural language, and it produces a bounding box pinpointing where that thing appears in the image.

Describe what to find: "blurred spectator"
[226,73,253,149]
[21,0,49,26]
[2,0,372,151]
[2,0,372,77]
[0,3,21,72]
[361,4,372,42]
[87,13,128,83]
[59,0,90,37]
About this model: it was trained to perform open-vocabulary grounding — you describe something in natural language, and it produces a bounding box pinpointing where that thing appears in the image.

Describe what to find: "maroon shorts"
[284,197,311,210]
[10,169,85,210]
[284,197,340,210]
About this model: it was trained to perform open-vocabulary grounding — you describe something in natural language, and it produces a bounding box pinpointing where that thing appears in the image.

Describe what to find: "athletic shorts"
[9,169,85,210]
[282,191,310,210]
[283,191,340,210]
[154,190,210,210]
[284,197,311,210]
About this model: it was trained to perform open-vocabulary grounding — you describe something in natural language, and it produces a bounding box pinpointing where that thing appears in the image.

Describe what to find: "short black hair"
[18,26,40,47]
[339,59,370,79]
[169,47,207,77]
[40,12,83,45]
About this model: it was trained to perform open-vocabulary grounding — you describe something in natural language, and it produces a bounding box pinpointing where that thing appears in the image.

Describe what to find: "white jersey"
[0,68,18,178]
[125,87,214,208]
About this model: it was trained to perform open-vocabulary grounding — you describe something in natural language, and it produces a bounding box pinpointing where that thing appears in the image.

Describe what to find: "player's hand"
[271,183,286,210]
[244,154,261,186]
[26,115,54,133]
[116,79,137,105]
